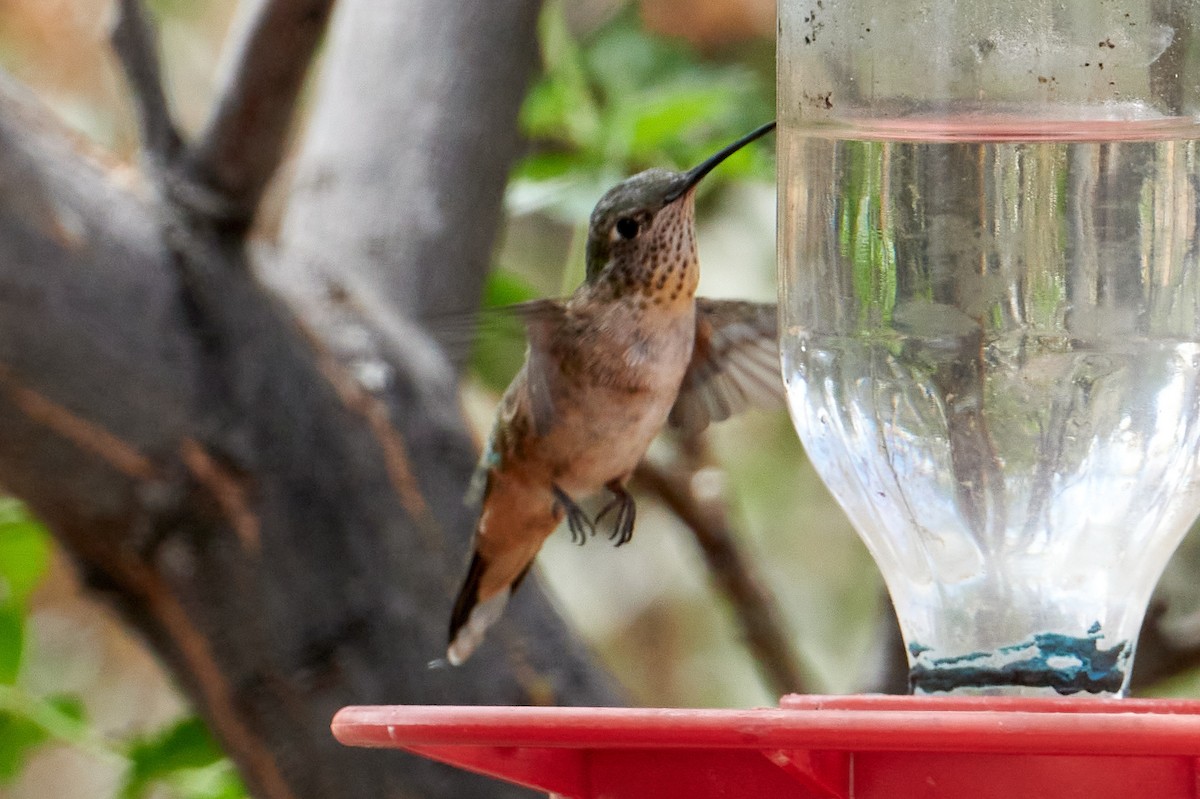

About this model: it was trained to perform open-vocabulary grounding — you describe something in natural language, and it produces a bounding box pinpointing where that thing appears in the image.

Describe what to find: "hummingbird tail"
[446,550,532,665]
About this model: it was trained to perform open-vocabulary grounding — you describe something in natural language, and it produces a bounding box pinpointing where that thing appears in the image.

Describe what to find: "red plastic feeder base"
[331,694,1200,798]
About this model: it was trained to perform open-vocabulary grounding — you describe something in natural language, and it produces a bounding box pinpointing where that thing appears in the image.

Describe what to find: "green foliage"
[0,497,52,608]
[509,1,774,221]
[0,605,23,685]
[0,496,248,798]
[0,687,92,786]
[0,499,88,787]
[483,1,776,390]
[0,686,90,782]
[0,498,49,689]
[0,710,47,783]
[121,716,247,799]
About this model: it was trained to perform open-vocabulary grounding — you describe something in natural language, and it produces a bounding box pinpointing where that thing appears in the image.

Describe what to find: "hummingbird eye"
[614,216,641,240]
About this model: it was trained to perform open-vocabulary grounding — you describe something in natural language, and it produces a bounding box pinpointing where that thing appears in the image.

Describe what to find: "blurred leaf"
[0,497,51,607]
[0,606,22,685]
[0,684,115,792]
[122,716,227,799]
[0,497,49,688]
[511,6,772,220]
[46,694,86,724]
[628,84,748,153]
[0,710,47,784]
[168,760,250,799]
[0,685,91,746]
[522,76,602,151]
[585,18,697,95]
[524,0,601,146]
[513,151,596,183]
[483,270,542,309]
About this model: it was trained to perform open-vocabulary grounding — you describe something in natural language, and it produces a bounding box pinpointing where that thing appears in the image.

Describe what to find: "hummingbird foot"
[596,480,636,547]
[552,483,595,544]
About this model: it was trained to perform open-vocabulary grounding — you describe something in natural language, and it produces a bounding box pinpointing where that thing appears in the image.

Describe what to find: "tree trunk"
[0,2,620,798]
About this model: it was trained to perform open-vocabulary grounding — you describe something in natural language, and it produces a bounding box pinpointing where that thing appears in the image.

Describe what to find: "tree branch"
[0,70,193,467]
[109,0,182,163]
[634,440,812,697]
[0,23,618,795]
[279,0,543,355]
[189,0,336,221]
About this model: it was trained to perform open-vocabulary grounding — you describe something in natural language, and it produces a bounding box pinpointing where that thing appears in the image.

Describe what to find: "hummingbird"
[447,121,781,665]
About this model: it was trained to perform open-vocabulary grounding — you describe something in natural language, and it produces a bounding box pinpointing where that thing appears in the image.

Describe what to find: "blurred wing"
[464,297,568,503]
[518,299,568,437]
[504,298,570,328]
[668,299,783,434]
[423,298,568,365]
[449,297,568,435]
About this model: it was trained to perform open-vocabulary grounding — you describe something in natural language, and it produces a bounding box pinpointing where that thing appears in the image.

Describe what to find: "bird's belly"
[537,326,691,494]
[525,304,695,498]
[544,388,676,494]
[547,386,676,495]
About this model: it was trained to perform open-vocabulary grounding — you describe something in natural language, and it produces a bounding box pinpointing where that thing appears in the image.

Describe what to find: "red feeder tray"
[332,694,1200,798]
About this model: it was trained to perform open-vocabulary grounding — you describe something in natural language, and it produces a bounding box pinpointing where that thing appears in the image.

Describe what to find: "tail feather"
[446,552,533,666]
[448,552,486,642]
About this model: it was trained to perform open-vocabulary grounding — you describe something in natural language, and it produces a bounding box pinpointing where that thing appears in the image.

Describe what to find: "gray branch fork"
[0,2,619,798]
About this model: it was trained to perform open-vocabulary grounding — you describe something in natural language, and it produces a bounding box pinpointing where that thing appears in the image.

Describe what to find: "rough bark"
[0,1,620,798]
[191,0,337,220]
[279,0,535,346]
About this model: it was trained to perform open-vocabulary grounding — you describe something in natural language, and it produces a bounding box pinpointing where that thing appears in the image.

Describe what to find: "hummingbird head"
[584,121,776,295]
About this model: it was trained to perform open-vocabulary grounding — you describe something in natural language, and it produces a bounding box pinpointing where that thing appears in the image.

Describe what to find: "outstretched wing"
[668,299,783,434]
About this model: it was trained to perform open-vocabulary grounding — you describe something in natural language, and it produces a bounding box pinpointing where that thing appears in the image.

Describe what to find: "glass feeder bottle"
[778,0,1200,696]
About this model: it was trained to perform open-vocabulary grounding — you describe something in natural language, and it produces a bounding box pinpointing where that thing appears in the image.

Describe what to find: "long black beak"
[663,120,776,203]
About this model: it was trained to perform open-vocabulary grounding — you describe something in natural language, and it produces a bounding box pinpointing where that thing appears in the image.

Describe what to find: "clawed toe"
[596,480,636,547]
[552,484,594,544]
